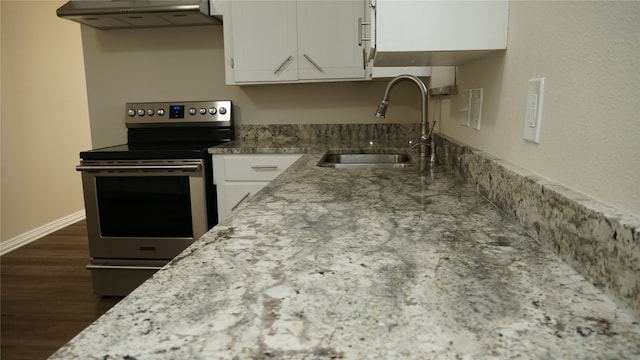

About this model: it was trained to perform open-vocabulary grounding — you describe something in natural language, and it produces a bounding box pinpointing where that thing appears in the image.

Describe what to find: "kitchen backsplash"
[435,135,640,316]
[236,123,420,143]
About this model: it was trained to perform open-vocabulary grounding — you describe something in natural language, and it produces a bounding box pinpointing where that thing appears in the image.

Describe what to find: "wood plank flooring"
[1,220,122,360]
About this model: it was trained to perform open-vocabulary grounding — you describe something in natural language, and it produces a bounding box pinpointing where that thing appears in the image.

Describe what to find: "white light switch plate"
[471,88,483,130]
[524,78,544,143]
[460,89,472,127]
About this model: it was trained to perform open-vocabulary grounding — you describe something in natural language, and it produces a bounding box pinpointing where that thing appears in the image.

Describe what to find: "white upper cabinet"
[229,1,298,83]
[210,0,509,83]
[218,0,368,85]
[297,1,366,80]
[370,0,509,67]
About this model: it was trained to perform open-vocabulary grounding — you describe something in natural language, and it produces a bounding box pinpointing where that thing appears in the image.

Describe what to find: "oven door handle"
[86,264,164,271]
[76,164,201,172]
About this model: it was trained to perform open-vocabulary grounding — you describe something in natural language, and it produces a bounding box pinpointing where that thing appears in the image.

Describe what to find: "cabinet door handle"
[367,46,377,63]
[362,48,367,70]
[303,54,324,73]
[231,192,251,211]
[251,165,279,170]
[358,17,371,46]
[274,56,293,75]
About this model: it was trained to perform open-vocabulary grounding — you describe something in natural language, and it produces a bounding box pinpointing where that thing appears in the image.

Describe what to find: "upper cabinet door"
[221,0,369,84]
[297,0,366,80]
[372,0,508,66]
[229,1,298,83]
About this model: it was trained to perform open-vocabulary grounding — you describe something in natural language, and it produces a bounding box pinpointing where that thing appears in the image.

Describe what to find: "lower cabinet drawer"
[223,154,302,181]
[213,154,303,220]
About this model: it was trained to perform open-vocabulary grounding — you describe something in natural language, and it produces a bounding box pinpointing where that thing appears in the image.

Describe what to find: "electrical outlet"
[460,89,472,127]
[471,88,483,130]
[523,78,544,143]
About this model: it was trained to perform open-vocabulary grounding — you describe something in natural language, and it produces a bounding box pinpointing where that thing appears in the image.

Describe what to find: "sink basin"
[317,152,412,168]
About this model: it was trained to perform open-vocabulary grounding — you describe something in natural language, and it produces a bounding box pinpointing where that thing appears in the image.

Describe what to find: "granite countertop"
[50,143,640,359]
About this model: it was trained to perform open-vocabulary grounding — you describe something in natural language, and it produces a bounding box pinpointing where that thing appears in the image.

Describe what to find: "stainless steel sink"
[317,152,412,168]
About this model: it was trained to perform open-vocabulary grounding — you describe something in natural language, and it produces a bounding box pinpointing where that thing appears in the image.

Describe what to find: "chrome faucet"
[375,74,436,165]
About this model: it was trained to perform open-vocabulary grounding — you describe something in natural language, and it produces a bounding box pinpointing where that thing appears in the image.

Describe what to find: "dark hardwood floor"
[1,220,122,360]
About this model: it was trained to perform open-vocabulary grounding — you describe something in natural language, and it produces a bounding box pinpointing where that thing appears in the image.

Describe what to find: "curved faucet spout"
[375,74,435,165]
[380,74,428,102]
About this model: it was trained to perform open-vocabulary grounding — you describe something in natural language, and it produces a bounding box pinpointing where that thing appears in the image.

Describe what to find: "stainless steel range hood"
[56,0,222,30]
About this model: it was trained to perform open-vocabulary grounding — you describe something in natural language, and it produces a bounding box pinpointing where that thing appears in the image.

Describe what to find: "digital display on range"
[169,105,184,119]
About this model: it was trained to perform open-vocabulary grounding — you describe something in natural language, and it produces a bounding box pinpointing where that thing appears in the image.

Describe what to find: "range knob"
[137,109,145,116]
[147,109,155,116]
[128,109,136,117]
[188,107,197,115]
[219,107,227,115]
[157,108,165,116]
[209,107,217,115]
[199,108,207,115]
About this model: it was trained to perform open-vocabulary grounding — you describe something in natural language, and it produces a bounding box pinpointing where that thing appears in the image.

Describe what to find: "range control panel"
[125,100,232,127]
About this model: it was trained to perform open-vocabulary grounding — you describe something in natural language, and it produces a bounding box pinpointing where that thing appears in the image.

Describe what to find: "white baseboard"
[0,210,86,256]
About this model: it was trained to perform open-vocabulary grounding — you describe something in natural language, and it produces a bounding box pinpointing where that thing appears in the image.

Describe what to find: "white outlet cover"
[460,89,472,127]
[471,88,483,130]
[524,78,544,143]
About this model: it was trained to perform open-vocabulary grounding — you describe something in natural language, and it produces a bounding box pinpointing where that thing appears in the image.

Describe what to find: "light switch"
[524,78,544,143]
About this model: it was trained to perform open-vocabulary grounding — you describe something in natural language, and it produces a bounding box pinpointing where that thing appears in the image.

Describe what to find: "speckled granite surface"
[50,138,640,359]
[213,128,640,316]
[435,136,640,315]
[235,123,421,144]
[215,125,640,314]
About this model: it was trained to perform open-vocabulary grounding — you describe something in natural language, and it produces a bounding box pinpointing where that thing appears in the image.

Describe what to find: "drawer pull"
[251,165,279,170]
[231,192,251,211]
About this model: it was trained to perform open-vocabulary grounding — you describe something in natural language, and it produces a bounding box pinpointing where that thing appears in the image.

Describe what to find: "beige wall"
[0,1,91,242]
[80,25,422,148]
[441,0,639,217]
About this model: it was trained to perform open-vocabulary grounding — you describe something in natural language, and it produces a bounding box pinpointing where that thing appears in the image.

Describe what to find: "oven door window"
[96,176,193,238]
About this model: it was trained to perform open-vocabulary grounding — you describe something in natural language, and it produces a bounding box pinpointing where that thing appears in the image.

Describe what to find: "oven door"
[77,159,208,260]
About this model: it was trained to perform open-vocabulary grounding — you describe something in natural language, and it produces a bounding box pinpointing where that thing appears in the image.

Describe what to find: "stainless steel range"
[77,100,234,296]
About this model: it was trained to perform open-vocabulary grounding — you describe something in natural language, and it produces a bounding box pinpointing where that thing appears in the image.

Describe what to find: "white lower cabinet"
[212,154,302,220]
